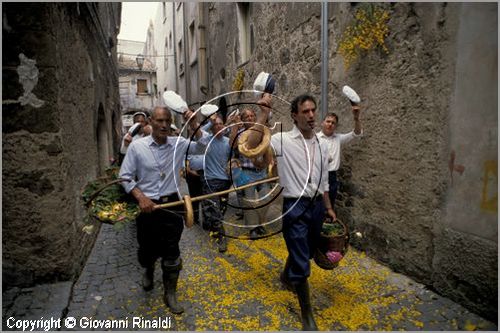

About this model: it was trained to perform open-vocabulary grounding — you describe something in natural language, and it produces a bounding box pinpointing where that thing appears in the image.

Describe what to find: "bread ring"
[238,125,271,158]
[183,195,194,228]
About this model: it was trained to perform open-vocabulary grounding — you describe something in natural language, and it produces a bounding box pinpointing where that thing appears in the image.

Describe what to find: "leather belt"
[152,193,179,204]
[284,194,323,202]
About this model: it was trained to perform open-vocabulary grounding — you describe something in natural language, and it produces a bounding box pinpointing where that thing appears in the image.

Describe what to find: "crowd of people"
[117,91,363,329]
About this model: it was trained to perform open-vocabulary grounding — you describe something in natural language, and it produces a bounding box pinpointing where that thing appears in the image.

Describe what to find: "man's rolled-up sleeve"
[187,130,209,154]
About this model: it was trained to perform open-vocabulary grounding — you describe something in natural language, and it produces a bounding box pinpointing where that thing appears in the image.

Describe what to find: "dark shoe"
[202,220,211,230]
[249,228,259,240]
[294,281,318,331]
[217,235,227,253]
[162,260,184,314]
[256,226,267,235]
[142,266,154,291]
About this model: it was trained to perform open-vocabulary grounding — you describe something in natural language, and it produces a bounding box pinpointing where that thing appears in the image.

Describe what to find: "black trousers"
[136,195,184,268]
[186,170,203,223]
[328,170,338,209]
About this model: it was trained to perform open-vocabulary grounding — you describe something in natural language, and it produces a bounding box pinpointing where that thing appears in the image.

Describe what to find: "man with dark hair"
[198,115,232,252]
[246,93,335,330]
[120,111,149,155]
[119,106,203,314]
[317,109,362,220]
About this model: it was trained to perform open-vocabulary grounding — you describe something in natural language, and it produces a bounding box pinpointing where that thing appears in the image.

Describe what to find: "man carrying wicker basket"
[245,93,335,330]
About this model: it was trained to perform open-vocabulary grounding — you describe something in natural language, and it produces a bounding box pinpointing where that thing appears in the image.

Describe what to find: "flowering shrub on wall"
[232,68,245,91]
[338,5,390,69]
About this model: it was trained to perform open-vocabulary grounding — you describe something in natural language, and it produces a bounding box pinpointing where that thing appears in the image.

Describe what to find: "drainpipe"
[321,2,329,120]
[172,3,181,127]
[172,2,179,93]
[182,4,191,103]
[198,3,209,97]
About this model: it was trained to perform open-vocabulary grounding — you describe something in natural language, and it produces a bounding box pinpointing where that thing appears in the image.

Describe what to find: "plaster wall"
[433,3,498,320]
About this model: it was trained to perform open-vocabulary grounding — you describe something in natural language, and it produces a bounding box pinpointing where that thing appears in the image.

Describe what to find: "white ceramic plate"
[163,91,188,114]
[227,108,240,118]
[342,85,361,104]
[200,104,219,117]
[128,123,141,136]
[253,71,269,92]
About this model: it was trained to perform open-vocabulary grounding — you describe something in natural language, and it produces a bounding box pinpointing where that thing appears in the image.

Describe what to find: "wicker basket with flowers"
[81,166,139,230]
[314,218,350,270]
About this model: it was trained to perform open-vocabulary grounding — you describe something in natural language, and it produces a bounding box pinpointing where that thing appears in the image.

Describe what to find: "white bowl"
[342,85,361,104]
[128,123,141,136]
[200,104,219,117]
[227,109,240,118]
[253,71,269,92]
[253,71,271,97]
[163,91,188,114]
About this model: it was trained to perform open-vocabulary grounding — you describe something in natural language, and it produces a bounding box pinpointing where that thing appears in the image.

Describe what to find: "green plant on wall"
[232,68,245,91]
[338,4,390,69]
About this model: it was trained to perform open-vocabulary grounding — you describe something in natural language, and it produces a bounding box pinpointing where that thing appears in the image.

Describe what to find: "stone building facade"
[117,39,158,131]
[148,2,210,130]
[2,3,121,287]
[160,2,496,320]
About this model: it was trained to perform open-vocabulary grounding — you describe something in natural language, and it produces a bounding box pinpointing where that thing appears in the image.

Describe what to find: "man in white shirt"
[247,93,335,331]
[317,107,362,220]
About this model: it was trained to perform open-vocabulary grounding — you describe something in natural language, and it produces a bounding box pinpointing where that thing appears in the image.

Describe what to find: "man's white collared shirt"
[317,129,362,171]
[271,125,329,198]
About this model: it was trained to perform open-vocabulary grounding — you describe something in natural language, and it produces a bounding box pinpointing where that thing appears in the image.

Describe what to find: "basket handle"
[84,178,131,207]
[335,218,350,254]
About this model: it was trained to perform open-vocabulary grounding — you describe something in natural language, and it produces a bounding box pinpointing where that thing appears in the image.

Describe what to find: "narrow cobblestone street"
[3,197,498,331]
[3,3,498,332]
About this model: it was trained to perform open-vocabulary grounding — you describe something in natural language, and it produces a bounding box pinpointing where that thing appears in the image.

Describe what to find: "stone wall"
[432,3,498,321]
[205,2,497,320]
[2,3,121,287]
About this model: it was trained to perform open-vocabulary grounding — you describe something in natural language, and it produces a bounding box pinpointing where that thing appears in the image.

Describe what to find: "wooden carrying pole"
[154,176,280,210]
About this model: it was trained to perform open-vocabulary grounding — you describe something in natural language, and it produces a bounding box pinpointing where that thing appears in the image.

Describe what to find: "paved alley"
[3,198,497,331]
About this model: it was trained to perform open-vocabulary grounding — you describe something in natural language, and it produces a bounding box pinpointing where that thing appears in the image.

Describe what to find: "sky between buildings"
[118,2,158,42]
